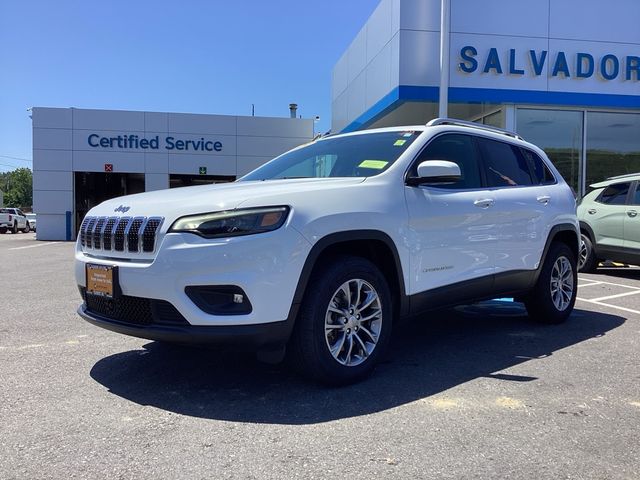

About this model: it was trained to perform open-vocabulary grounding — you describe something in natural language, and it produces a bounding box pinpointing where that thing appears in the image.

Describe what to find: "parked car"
[0,208,30,234]
[577,173,640,272]
[25,213,37,232]
[75,118,579,384]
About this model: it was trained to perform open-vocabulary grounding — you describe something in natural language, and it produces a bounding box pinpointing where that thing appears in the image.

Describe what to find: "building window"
[516,108,583,195]
[586,112,640,188]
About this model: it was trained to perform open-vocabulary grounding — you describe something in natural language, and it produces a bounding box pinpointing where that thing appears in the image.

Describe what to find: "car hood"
[86,178,367,222]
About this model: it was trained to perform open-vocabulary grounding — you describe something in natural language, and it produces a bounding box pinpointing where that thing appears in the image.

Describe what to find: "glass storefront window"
[586,112,640,188]
[516,108,583,195]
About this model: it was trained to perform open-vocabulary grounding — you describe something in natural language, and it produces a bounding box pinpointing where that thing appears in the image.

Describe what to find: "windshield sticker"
[393,139,407,146]
[401,132,414,137]
[358,159,389,169]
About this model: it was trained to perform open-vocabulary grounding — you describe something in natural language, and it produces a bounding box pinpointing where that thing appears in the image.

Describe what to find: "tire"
[0,227,6,234]
[525,242,577,324]
[578,233,597,273]
[12,222,18,234]
[23,222,30,233]
[288,255,393,385]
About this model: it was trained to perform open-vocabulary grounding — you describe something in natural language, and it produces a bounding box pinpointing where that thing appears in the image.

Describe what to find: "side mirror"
[407,160,461,186]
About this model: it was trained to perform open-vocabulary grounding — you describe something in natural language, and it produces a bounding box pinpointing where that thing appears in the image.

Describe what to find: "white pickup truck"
[0,208,30,234]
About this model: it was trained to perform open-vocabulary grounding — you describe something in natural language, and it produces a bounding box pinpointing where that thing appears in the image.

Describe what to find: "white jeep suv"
[75,118,579,384]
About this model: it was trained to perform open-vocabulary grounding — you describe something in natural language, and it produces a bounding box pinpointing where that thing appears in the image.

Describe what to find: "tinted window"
[241,131,420,181]
[477,137,534,187]
[633,184,640,206]
[520,148,555,185]
[598,182,630,205]
[411,134,482,189]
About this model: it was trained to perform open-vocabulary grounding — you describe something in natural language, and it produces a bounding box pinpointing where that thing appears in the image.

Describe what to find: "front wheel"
[288,255,393,385]
[23,222,30,233]
[525,242,577,324]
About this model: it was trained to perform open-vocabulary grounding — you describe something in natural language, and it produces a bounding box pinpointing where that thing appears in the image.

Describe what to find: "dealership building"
[32,108,312,240]
[332,0,640,196]
[33,0,640,240]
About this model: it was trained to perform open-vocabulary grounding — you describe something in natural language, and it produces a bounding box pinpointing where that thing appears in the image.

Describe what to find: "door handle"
[588,209,597,215]
[628,210,638,218]
[536,195,551,205]
[474,198,495,208]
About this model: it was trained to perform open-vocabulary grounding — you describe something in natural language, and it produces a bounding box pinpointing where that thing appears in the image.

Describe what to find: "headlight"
[168,206,289,239]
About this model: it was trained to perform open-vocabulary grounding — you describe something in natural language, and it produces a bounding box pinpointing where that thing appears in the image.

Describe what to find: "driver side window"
[412,134,482,189]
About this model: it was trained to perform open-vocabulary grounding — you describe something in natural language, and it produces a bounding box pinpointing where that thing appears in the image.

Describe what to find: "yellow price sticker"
[394,139,407,146]
[358,159,389,169]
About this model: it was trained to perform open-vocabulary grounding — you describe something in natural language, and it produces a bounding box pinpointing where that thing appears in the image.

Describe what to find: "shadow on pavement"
[90,302,624,425]
[588,267,640,281]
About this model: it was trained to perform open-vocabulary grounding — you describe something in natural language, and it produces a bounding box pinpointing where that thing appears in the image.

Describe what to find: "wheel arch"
[533,223,580,284]
[287,230,408,326]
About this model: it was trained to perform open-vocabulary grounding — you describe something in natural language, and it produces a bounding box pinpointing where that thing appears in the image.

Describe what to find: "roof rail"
[606,172,640,181]
[426,118,524,141]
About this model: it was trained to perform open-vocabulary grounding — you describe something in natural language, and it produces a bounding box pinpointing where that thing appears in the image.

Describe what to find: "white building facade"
[333,0,640,197]
[32,108,313,240]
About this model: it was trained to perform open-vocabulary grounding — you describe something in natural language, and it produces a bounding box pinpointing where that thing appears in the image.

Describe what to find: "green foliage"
[0,168,33,208]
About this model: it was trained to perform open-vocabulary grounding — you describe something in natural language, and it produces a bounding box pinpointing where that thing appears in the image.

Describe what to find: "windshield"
[26,214,36,219]
[240,130,421,181]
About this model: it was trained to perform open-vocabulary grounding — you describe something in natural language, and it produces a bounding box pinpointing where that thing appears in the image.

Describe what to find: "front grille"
[80,287,189,326]
[79,215,164,255]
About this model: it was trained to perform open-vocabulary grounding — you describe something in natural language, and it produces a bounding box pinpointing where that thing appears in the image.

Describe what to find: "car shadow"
[589,267,640,281]
[90,301,624,425]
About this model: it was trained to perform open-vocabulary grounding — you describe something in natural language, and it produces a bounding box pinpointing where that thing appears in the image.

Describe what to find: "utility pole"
[439,0,451,119]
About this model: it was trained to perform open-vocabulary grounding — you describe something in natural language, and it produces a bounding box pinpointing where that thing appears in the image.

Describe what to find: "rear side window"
[477,137,534,187]
[632,183,640,206]
[597,182,630,205]
[520,148,556,185]
[411,134,482,189]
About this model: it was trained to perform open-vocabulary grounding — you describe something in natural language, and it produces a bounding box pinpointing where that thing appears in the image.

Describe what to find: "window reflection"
[516,109,583,195]
[586,112,640,187]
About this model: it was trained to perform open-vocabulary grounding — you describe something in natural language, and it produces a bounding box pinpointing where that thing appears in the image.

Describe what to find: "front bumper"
[75,227,311,327]
[78,304,294,348]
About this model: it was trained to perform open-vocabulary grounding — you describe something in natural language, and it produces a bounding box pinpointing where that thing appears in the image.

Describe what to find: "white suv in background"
[75,118,579,385]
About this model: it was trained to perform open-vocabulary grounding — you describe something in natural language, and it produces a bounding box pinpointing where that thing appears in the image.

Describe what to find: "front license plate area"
[86,264,119,299]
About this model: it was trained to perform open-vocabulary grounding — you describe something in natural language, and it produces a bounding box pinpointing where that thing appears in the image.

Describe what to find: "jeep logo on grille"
[114,205,130,213]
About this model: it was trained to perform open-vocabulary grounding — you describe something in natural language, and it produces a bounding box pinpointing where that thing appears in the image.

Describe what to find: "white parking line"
[579,279,640,290]
[8,242,61,250]
[577,297,640,316]
[591,290,640,302]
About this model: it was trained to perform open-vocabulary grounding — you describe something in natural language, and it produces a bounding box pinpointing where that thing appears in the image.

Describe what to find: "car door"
[623,181,640,253]
[587,182,630,251]
[475,137,551,277]
[404,133,497,299]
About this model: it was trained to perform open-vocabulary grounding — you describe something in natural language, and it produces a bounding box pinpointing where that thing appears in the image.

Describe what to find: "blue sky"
[0,0,380,172]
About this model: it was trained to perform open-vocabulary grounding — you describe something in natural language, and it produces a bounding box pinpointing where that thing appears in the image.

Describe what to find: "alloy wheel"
[550,256,574,311]
[324,279,383,367]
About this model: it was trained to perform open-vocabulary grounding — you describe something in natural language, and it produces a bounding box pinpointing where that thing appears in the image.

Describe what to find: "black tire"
[23,222,30,233]
[12,222,18,234]
[288,255,393,385]
[525,242,577,324]
[578,233,597,273]
[0,227,6,234]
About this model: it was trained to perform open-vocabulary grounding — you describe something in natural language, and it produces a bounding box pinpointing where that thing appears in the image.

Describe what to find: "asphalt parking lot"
[1,232,638,479]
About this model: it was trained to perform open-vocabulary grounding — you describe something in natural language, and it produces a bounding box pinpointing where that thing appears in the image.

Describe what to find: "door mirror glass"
[415,160,461,184]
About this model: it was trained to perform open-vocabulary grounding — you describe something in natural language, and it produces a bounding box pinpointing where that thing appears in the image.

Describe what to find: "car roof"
[590,172,640,189]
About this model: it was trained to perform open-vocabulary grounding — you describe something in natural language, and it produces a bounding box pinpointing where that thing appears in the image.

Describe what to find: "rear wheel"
[289,255,392,385]
[0,227,6,234]
[578,233,597,273]
[12,222,18,234]
[525,242,577,324]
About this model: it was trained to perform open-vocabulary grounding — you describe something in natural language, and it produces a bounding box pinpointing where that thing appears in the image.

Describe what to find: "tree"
[1,168,33,208]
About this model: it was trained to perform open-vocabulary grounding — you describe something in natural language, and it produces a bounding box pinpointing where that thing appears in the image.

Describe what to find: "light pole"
[439,0,451,119]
